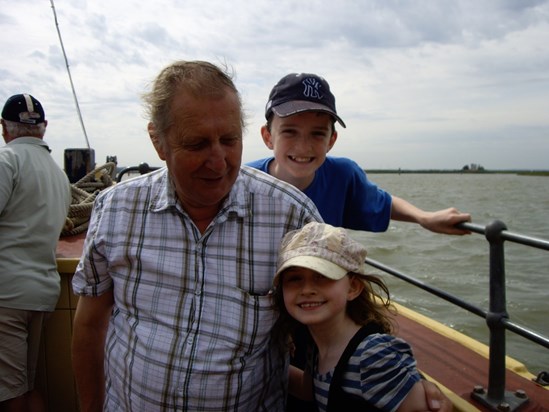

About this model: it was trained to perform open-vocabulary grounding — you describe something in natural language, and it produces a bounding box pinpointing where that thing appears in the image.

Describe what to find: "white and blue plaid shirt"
[72,166,321,411]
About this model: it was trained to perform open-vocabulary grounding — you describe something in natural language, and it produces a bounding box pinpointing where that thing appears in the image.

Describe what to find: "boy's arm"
[390,195,471,235]
[71,291,114,412]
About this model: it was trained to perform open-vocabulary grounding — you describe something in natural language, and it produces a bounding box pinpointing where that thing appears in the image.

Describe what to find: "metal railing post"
[471,220,530,411]
[366,220,549,408]
[485,219,508,401]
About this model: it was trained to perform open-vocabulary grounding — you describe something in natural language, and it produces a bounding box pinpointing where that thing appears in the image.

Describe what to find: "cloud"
[1,0,548,170]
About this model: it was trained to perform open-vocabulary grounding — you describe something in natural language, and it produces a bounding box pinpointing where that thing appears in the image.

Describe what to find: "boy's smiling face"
[261,111,338,190]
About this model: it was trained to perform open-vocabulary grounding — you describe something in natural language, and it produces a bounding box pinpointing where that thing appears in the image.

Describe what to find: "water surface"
[350,173,549,375]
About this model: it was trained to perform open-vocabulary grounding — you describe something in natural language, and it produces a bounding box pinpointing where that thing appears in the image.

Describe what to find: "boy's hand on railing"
[390,196,471,235]
[419,207,472,235]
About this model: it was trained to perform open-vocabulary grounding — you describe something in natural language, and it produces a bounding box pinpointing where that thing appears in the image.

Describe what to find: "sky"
[1,0,548,171]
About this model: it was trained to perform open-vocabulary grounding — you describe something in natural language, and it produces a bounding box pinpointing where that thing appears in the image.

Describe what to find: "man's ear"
[0,119,7,141]
[326,130,338,153]
[260,125,274,150]
[148,122,166,160]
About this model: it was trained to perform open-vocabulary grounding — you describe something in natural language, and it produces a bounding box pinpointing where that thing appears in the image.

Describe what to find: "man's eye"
[221,136,241,146]
[185,142,208,151]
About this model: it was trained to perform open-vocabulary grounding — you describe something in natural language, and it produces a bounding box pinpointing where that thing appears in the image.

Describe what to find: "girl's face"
[280,267,362,328]
[261,111,337,190]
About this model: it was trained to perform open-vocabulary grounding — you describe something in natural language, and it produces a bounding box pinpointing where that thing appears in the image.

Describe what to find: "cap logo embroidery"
[302,78,323,101]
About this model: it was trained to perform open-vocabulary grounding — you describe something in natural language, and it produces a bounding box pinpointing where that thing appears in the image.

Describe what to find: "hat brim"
[271,101,346,128]
[274,255,348,286]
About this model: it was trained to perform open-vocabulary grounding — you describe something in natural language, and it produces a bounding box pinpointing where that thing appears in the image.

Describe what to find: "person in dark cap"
[0,94,71,411]
[249,73,471,235]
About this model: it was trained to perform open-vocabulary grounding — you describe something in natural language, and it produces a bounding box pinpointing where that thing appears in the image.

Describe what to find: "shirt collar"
[149,167,249,220]
[8,136,50,152]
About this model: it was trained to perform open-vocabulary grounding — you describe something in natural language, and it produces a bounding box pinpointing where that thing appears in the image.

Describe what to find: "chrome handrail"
[365,220,549,411]
[116,162,160,182]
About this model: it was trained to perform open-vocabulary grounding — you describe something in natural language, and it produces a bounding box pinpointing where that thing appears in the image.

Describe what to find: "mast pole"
[50,0,91,149]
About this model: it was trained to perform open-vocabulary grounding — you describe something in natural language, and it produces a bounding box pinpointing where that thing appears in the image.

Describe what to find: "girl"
[272,222,431,412]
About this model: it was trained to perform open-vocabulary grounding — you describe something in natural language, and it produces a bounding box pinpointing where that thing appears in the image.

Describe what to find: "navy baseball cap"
[265,73,346,128]
[1,94,45,125]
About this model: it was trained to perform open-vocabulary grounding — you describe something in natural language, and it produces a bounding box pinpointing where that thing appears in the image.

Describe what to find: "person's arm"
[71,291,114,412]
[0,158,15,212]
[420,379,453,411]
[288,365,314,401]
[396,380,430,411]
[391,196,471,235]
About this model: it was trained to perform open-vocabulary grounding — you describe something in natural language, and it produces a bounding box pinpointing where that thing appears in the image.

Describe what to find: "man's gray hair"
[142,60,245,138]
[3,119,46,138]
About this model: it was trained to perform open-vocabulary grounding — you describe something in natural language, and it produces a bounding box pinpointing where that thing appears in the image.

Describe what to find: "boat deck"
[395,304,549,411]
[39,234,548,412]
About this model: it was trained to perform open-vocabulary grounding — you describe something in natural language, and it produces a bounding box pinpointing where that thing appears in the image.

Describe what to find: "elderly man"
[0,94,71,411]
[71,61,321,411]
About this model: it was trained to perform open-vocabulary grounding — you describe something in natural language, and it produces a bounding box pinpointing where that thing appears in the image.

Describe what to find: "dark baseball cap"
[1,94,45,125]
[264,73,346,128]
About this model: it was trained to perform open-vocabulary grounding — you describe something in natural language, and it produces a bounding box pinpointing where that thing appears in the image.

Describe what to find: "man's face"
[263,111,337,187]
[151,87,243,215]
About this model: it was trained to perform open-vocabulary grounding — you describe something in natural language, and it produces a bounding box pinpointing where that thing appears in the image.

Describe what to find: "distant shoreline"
[365,169,549,176]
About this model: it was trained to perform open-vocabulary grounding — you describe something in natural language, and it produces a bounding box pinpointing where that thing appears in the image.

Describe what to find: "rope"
[61,162,116,237]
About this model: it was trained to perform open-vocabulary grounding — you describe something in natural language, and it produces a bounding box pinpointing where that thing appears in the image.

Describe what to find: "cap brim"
[272,101,346,128]
[274,256,348,286]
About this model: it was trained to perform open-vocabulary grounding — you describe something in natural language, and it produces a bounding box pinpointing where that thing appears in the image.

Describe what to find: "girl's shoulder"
[351,333,416,370]
[357,333,412,353]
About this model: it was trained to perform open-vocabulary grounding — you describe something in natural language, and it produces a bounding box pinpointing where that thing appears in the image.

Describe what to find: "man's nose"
[206,142,227,171]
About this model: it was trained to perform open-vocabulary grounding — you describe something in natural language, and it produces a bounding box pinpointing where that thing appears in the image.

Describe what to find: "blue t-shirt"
[246,156,391,232]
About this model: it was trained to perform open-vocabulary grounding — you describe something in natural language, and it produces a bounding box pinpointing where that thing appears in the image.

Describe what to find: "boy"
[247,72,471,234]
